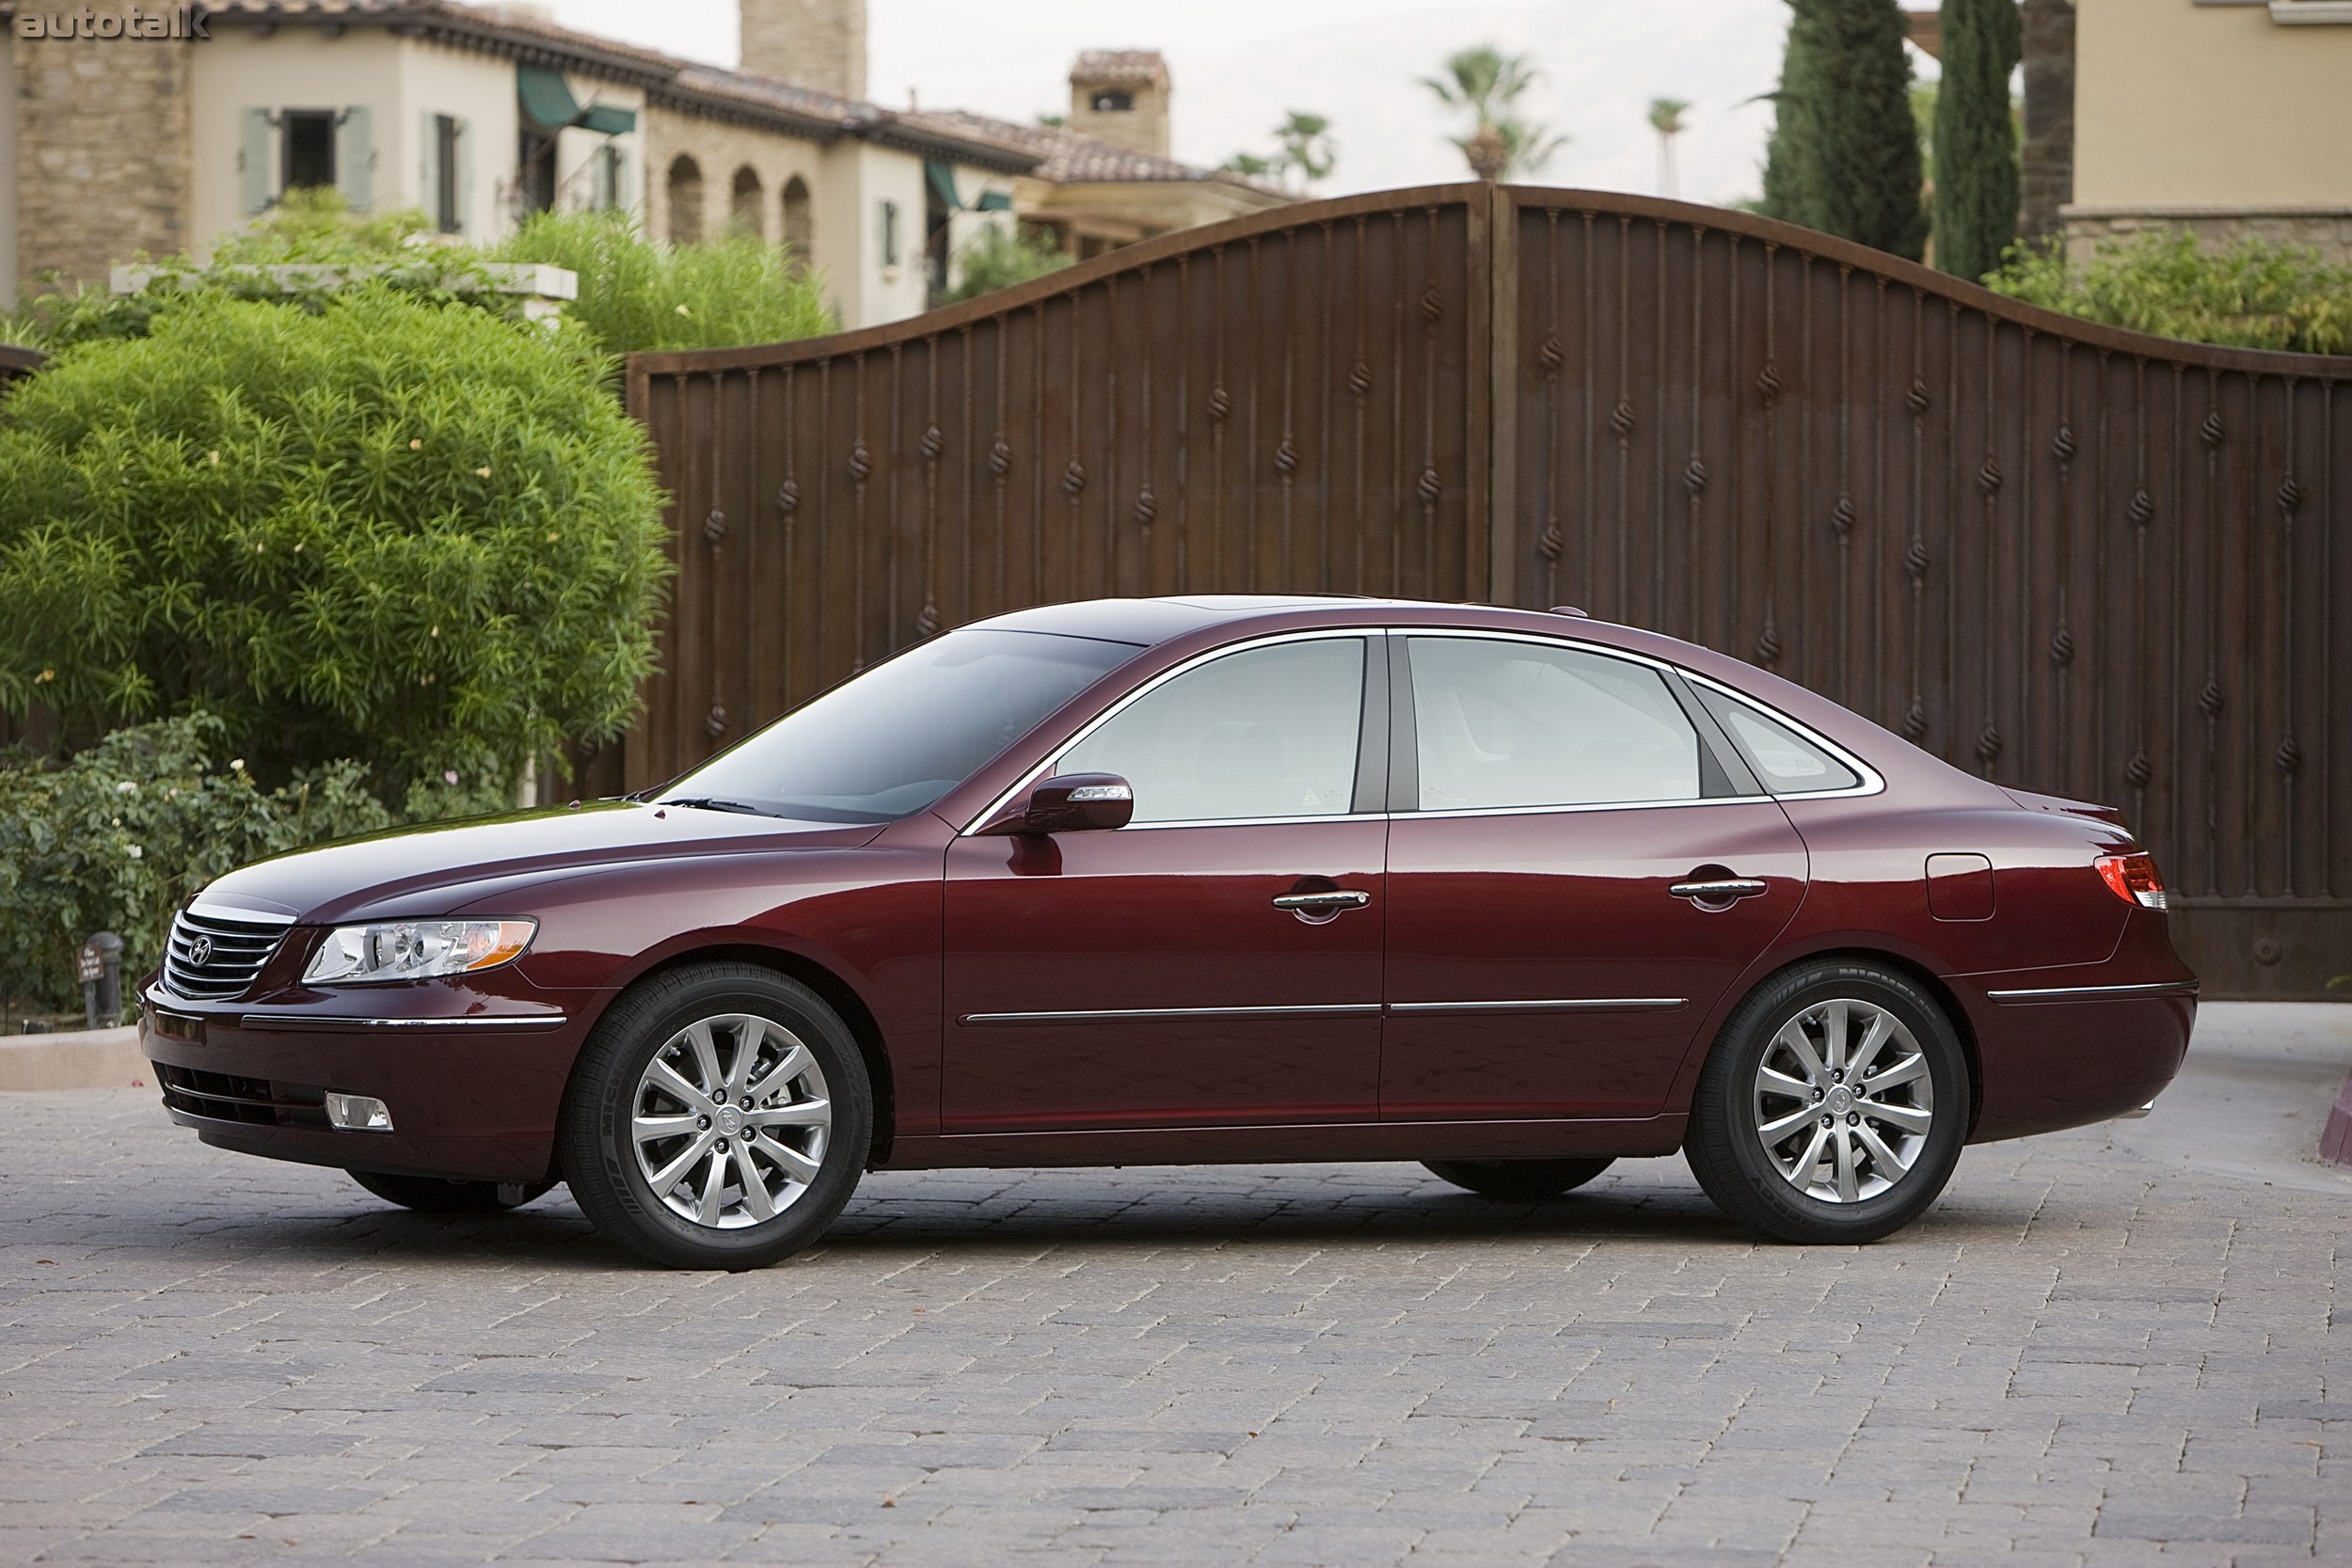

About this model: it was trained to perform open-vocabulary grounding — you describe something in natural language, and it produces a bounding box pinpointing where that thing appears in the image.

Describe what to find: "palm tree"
[1649,98,1692,198]
[1421,44,1565,181]
[1275,110,1338,192]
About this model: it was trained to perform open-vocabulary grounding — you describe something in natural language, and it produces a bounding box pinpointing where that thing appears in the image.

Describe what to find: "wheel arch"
[1725,947,1985,1139]
[590,942,900,1167]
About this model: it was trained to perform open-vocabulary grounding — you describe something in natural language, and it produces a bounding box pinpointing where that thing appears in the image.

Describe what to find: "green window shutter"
[239,107,273,214]
[516,63,582,133]
[924,159,962,211]
[337,105,373,212]
[420,111,441,226]
[455,117,474,235]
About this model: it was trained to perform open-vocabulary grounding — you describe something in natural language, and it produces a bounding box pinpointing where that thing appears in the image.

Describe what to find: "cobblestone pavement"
[0,1005,2345,1568]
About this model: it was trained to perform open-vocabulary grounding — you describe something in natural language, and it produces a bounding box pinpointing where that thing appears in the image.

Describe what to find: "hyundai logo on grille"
[187,936,214,968]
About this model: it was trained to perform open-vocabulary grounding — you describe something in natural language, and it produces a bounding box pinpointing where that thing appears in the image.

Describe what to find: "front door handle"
[1669,878,1770,903]
[1272,890,1373,914]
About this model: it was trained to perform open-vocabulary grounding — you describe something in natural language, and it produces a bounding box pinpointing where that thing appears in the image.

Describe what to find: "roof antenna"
[1549,605,1591,619]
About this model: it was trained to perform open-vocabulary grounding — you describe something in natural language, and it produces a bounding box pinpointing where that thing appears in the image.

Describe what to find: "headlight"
[303,919,537,985]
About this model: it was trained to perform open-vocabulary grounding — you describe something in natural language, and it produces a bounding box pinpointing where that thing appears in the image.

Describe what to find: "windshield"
[663,628,1138,822]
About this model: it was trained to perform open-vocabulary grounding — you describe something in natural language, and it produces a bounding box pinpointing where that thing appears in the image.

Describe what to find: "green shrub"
[488,209,834,354]
[1988,230,2352,355]
[0,284,669,797]
[941,224,1073,305]
[0,714,390,1020]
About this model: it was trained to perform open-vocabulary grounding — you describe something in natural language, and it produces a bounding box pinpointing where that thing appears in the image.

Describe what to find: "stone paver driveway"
[0,1004,2344,1567]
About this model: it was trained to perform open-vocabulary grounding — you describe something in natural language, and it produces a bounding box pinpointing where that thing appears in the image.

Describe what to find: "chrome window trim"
[1985,980,2201,1005]
[1676,670,1888,801]
[961,627,1380,835]
[960,622,1885,834]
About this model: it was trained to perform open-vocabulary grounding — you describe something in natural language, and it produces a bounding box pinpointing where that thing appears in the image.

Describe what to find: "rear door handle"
[1272,890,1373,913]
[1669,878,1770,902]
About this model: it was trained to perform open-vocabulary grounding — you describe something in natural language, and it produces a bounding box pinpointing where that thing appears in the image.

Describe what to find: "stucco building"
[2062,0,2352,261]
[0,0,1282,329]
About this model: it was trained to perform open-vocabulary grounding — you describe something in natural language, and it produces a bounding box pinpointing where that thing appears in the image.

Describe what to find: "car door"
[942,631,1388,1133]
[1380,633,1810,1120]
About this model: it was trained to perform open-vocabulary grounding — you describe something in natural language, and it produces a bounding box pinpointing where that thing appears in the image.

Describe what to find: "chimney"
[1068,51,1171,158]
[739,0,868,102]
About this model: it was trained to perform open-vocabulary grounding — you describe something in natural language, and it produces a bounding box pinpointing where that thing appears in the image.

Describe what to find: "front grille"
[162,906,293,1001]
[156,1064,327,1128]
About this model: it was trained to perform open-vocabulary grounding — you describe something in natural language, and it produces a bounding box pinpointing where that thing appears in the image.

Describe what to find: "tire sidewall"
[1695,961,1969,1243]
[567,966,871,1269]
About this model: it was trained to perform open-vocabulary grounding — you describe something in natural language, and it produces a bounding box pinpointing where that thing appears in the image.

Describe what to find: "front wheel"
[559,963,872,1270]
[1422,1158,1615,1200]
[1685,959,1969,1244]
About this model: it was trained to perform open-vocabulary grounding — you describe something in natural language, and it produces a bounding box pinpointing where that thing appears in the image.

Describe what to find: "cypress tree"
[1934,0,2022,281]
[1760,0,1928,261]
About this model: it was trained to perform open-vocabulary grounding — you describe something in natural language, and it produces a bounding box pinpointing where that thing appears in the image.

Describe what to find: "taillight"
[2095,851,2167,910]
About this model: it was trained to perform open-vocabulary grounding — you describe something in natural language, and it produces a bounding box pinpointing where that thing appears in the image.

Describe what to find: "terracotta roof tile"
[904,108,1279,193]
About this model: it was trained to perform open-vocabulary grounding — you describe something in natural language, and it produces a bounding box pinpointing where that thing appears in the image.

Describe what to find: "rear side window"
[1407,637,1703,810]
[1696,688,1862,794]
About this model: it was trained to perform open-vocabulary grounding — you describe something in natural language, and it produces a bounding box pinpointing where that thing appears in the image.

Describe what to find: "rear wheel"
[1422,1157,1615,1201]
[559,963,871,1270]
[348,1171,553,1213]
[1686,958,1968,1244]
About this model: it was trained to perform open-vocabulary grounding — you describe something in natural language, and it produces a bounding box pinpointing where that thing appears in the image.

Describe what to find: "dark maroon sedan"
[141,596,2196,1267]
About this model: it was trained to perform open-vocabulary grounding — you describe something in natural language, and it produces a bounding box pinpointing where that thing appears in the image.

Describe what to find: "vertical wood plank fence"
[612,184,2352,998]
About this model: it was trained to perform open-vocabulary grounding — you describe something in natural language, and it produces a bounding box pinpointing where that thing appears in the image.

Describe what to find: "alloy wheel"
[1749,998,1935,1204]
[628,1012,833,1229]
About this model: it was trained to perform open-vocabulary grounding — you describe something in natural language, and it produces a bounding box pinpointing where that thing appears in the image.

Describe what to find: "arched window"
[666,154,704,245]
[730,166,764,240]
[781,175,814,273]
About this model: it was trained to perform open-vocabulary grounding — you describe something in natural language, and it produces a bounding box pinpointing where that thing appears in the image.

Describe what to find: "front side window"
[1408,637,1703,811]
[666,629,1135,822]
[1059,639,1366,824]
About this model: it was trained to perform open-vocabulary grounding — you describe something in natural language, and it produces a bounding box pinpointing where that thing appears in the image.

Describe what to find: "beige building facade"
[2067,0,2352,259]
[2,0,1282,332]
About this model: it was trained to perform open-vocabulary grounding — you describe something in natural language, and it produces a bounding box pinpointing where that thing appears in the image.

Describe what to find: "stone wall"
[2020,0,2075,247]
[13,29,193,291]
[739,0,865,102]
[2062,204,2352,265]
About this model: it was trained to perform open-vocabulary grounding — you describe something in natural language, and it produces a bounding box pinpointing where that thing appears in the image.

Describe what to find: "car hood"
[193,801,887,925]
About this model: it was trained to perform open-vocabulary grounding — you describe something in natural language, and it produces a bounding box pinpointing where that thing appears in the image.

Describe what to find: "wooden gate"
[618,183,2352,999]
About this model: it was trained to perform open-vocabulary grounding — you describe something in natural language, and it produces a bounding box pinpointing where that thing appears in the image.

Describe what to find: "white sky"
[531,0,1914,209]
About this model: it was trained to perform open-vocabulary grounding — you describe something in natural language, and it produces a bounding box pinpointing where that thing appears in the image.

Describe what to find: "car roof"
[977,594,1511,644]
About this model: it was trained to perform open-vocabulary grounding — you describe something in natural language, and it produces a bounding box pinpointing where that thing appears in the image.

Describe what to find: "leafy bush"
[940,223,1073,304]
[0,284,669,797]
[0,715,390,1020]
[1988,230,2352,355]
[8,194,833,358]
[3,190,486,354]
[488,209,834,353]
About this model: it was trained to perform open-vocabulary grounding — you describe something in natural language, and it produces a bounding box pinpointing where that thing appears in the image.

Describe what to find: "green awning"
[924,159,963,212]
[517,64,581,133]
[579,103,637,136]
[976,189,1014,213]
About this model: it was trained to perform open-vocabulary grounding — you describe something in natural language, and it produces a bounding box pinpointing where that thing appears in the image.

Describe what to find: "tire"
[558,962,872,1270]
[1422,1158,1616,1201]
[1685,958,1970,1244]
[349,1170,554,1213]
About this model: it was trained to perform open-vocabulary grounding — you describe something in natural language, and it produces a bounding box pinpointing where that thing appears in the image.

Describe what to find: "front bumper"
[140,985,592,1183]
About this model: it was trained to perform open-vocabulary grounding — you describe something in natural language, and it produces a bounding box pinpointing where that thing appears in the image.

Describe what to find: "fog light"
[325,1092,394,1132]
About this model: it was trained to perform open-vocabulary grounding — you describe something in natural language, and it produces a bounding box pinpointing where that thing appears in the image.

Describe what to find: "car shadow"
[36,1164,2036,1272]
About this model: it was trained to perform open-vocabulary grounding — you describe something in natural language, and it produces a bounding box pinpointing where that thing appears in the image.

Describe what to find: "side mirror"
[976,772,1136,836]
